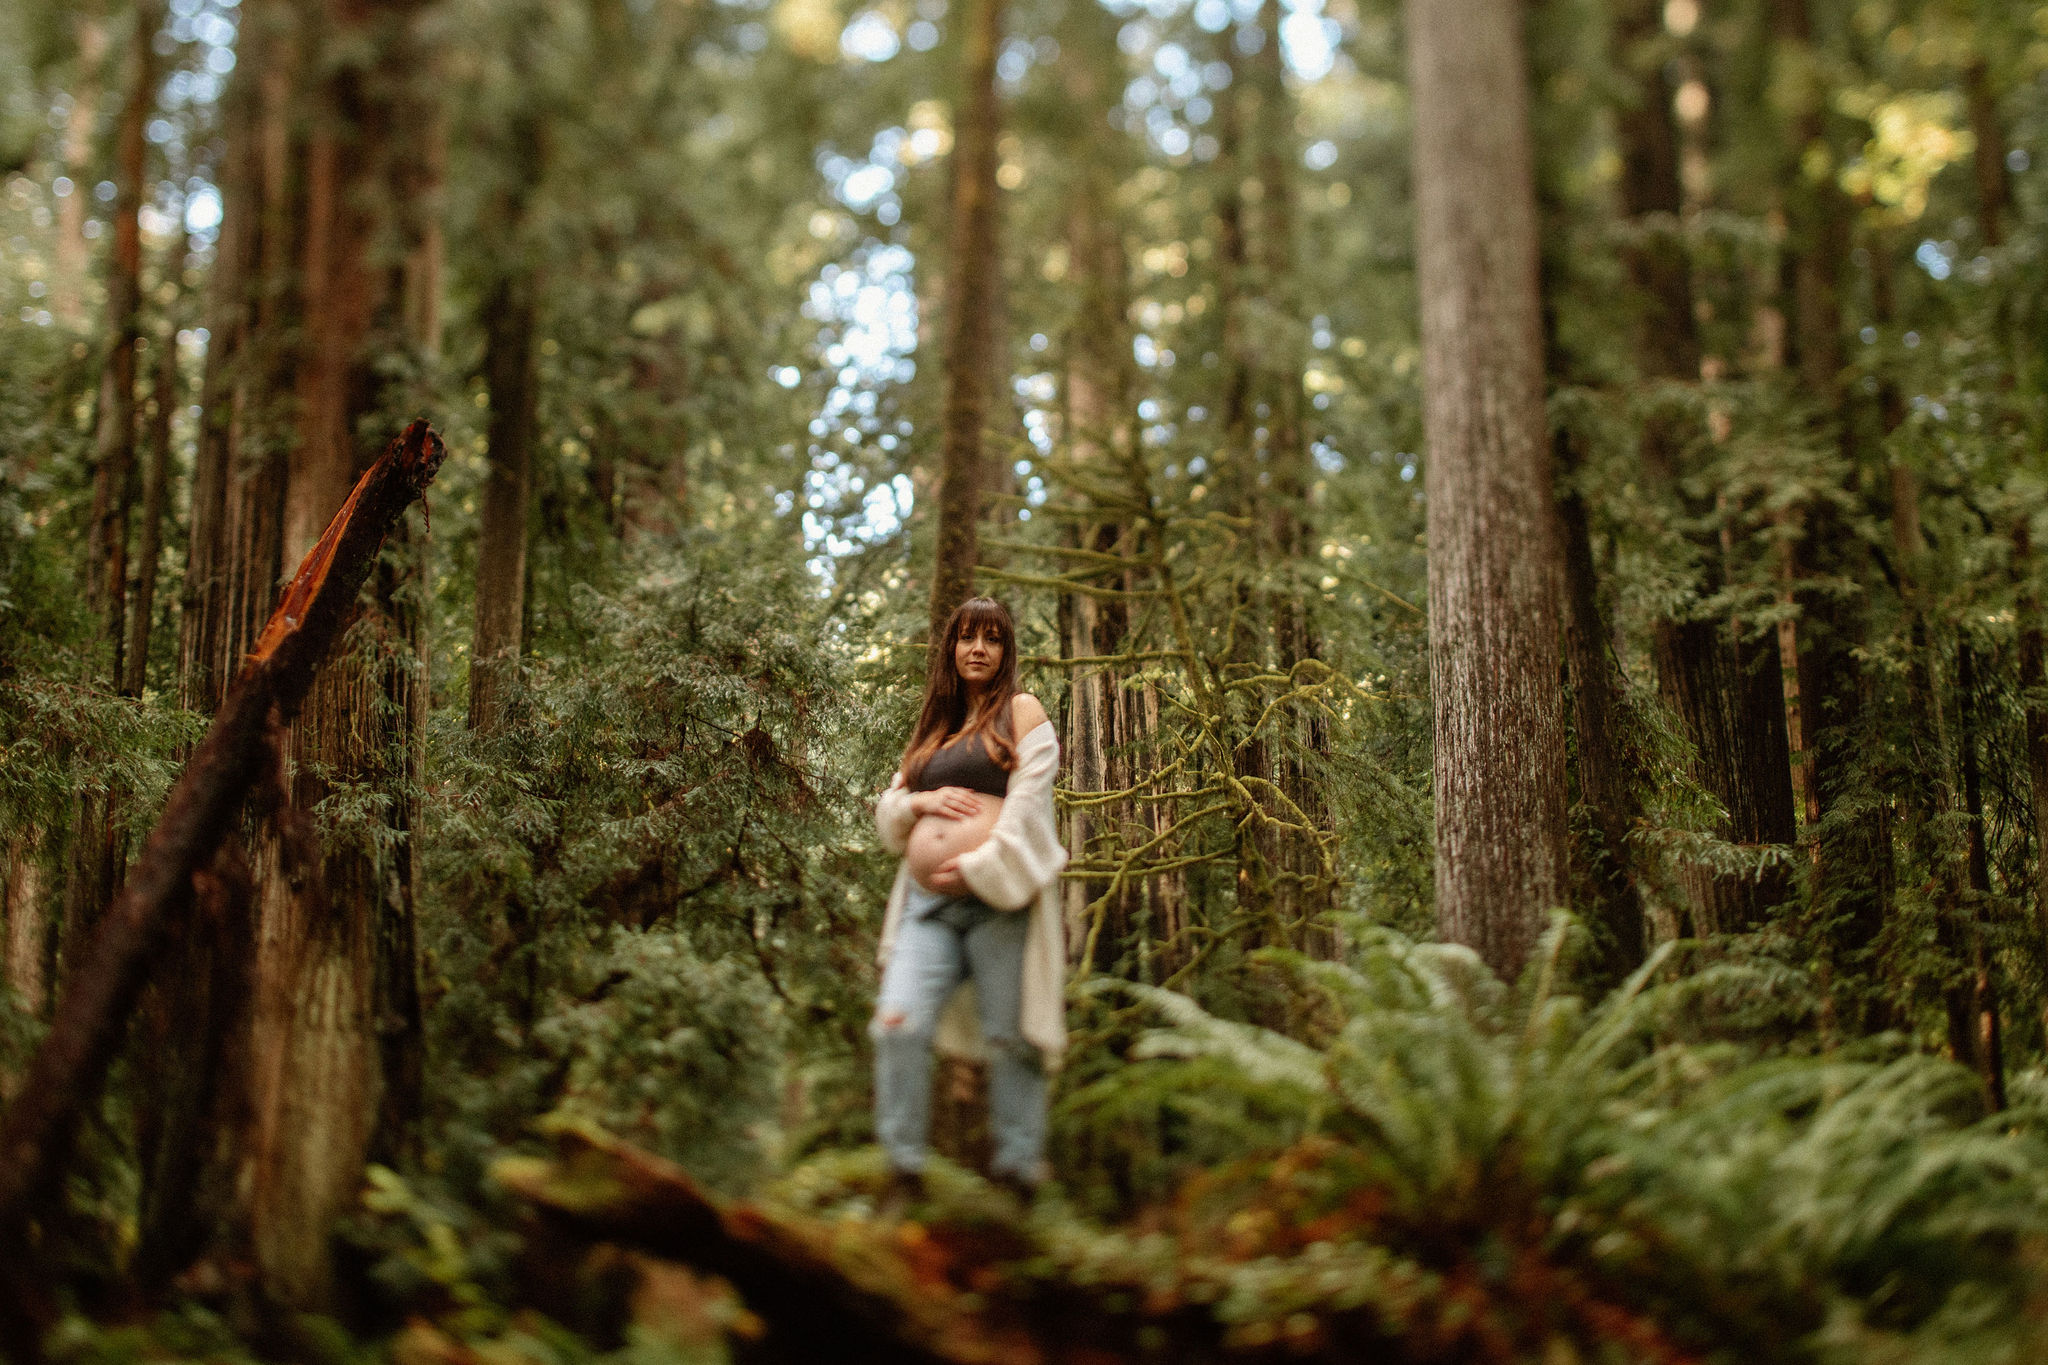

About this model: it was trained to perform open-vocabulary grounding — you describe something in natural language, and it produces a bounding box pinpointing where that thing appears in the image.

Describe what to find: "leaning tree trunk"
[1406,0,1569,978]
[925,0,1004,637]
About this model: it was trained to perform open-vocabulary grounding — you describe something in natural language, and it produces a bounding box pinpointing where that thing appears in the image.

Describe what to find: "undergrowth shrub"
[419,534,888,1198]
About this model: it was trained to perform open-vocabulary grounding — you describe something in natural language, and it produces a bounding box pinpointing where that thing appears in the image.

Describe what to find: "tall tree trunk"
[1249,0,1335,953]
[470,264,540,732]
[125,227,188,700]
[150,0,440,1306]
[925,0,1003,637]
[1954,643,2005,1107]
[82,2,153,675]
[63,3,159,985]
[1406,0,1569,978]
[240,0,439,1306]
[180,0,297,719]
[1774,0,1892,1026]
[1963,59,2010,250]
[144,0,297,1285]
[52,16,109,329]
[1538,2,1646,977]
[1611,0,1795,937]
[1045,0,1185,980]
[1057,62,1131,968]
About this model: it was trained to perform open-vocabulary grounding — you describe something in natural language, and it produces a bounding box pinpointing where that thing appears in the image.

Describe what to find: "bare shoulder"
[1011,692,1050,734]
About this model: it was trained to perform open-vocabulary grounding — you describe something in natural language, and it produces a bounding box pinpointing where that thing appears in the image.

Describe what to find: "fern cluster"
[1065,918,2048,1361]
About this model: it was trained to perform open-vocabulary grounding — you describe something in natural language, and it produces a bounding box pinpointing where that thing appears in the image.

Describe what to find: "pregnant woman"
[872,597,1068,1212]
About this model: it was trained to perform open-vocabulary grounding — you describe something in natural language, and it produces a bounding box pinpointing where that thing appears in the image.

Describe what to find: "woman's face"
[954,622,1003,691]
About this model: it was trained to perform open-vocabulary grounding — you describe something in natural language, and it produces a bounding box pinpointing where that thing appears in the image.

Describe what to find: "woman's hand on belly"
[911,785,981,820]
[905,792,1004,891]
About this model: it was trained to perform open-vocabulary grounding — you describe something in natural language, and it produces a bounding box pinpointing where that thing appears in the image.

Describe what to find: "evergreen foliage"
[5,0,2048,1358]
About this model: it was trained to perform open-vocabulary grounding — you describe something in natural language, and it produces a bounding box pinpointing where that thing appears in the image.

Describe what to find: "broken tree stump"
[0,421,446,1315]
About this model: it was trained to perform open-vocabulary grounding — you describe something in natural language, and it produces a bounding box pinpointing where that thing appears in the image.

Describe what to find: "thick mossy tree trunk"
[1406,0,1569,978]
[925,0,1003,638]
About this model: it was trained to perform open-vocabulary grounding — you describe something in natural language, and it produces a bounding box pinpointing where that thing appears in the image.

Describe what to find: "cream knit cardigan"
[874,719,1070,1066]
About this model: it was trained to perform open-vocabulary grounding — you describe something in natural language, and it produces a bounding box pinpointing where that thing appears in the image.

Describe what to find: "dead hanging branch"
[0,420,446,1254]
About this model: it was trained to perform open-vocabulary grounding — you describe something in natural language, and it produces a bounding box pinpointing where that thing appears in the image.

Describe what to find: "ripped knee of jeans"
[871,1006,924,1041]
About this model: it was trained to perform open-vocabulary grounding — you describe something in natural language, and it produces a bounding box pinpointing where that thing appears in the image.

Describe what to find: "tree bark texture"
[470,266,540,732]
[0,424,445,1329]
[159,0,303,1288]
[1406,0,1569,978]
[925,0,1003,638]
[2017,524,2048,965]
[3,837,47,1025]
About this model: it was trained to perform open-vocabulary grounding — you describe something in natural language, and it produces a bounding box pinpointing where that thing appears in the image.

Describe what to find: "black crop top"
[912,731,1010,798]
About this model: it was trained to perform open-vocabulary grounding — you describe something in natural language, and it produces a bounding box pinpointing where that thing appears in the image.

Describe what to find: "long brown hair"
[902,597,1020,786]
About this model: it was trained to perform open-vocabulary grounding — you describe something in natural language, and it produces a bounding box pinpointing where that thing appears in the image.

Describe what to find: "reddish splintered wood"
[0,421,444,1289]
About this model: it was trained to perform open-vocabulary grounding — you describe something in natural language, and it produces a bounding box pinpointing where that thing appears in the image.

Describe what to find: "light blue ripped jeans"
[872,882,1048,1181]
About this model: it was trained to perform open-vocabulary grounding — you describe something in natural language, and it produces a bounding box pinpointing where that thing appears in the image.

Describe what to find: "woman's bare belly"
[905,793,1004,891]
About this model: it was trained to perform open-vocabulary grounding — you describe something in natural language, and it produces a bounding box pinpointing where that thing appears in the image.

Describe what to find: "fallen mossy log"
[493,1123,1030,1365]
[492,1126,1687,1365]
[0,421,446,1311]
